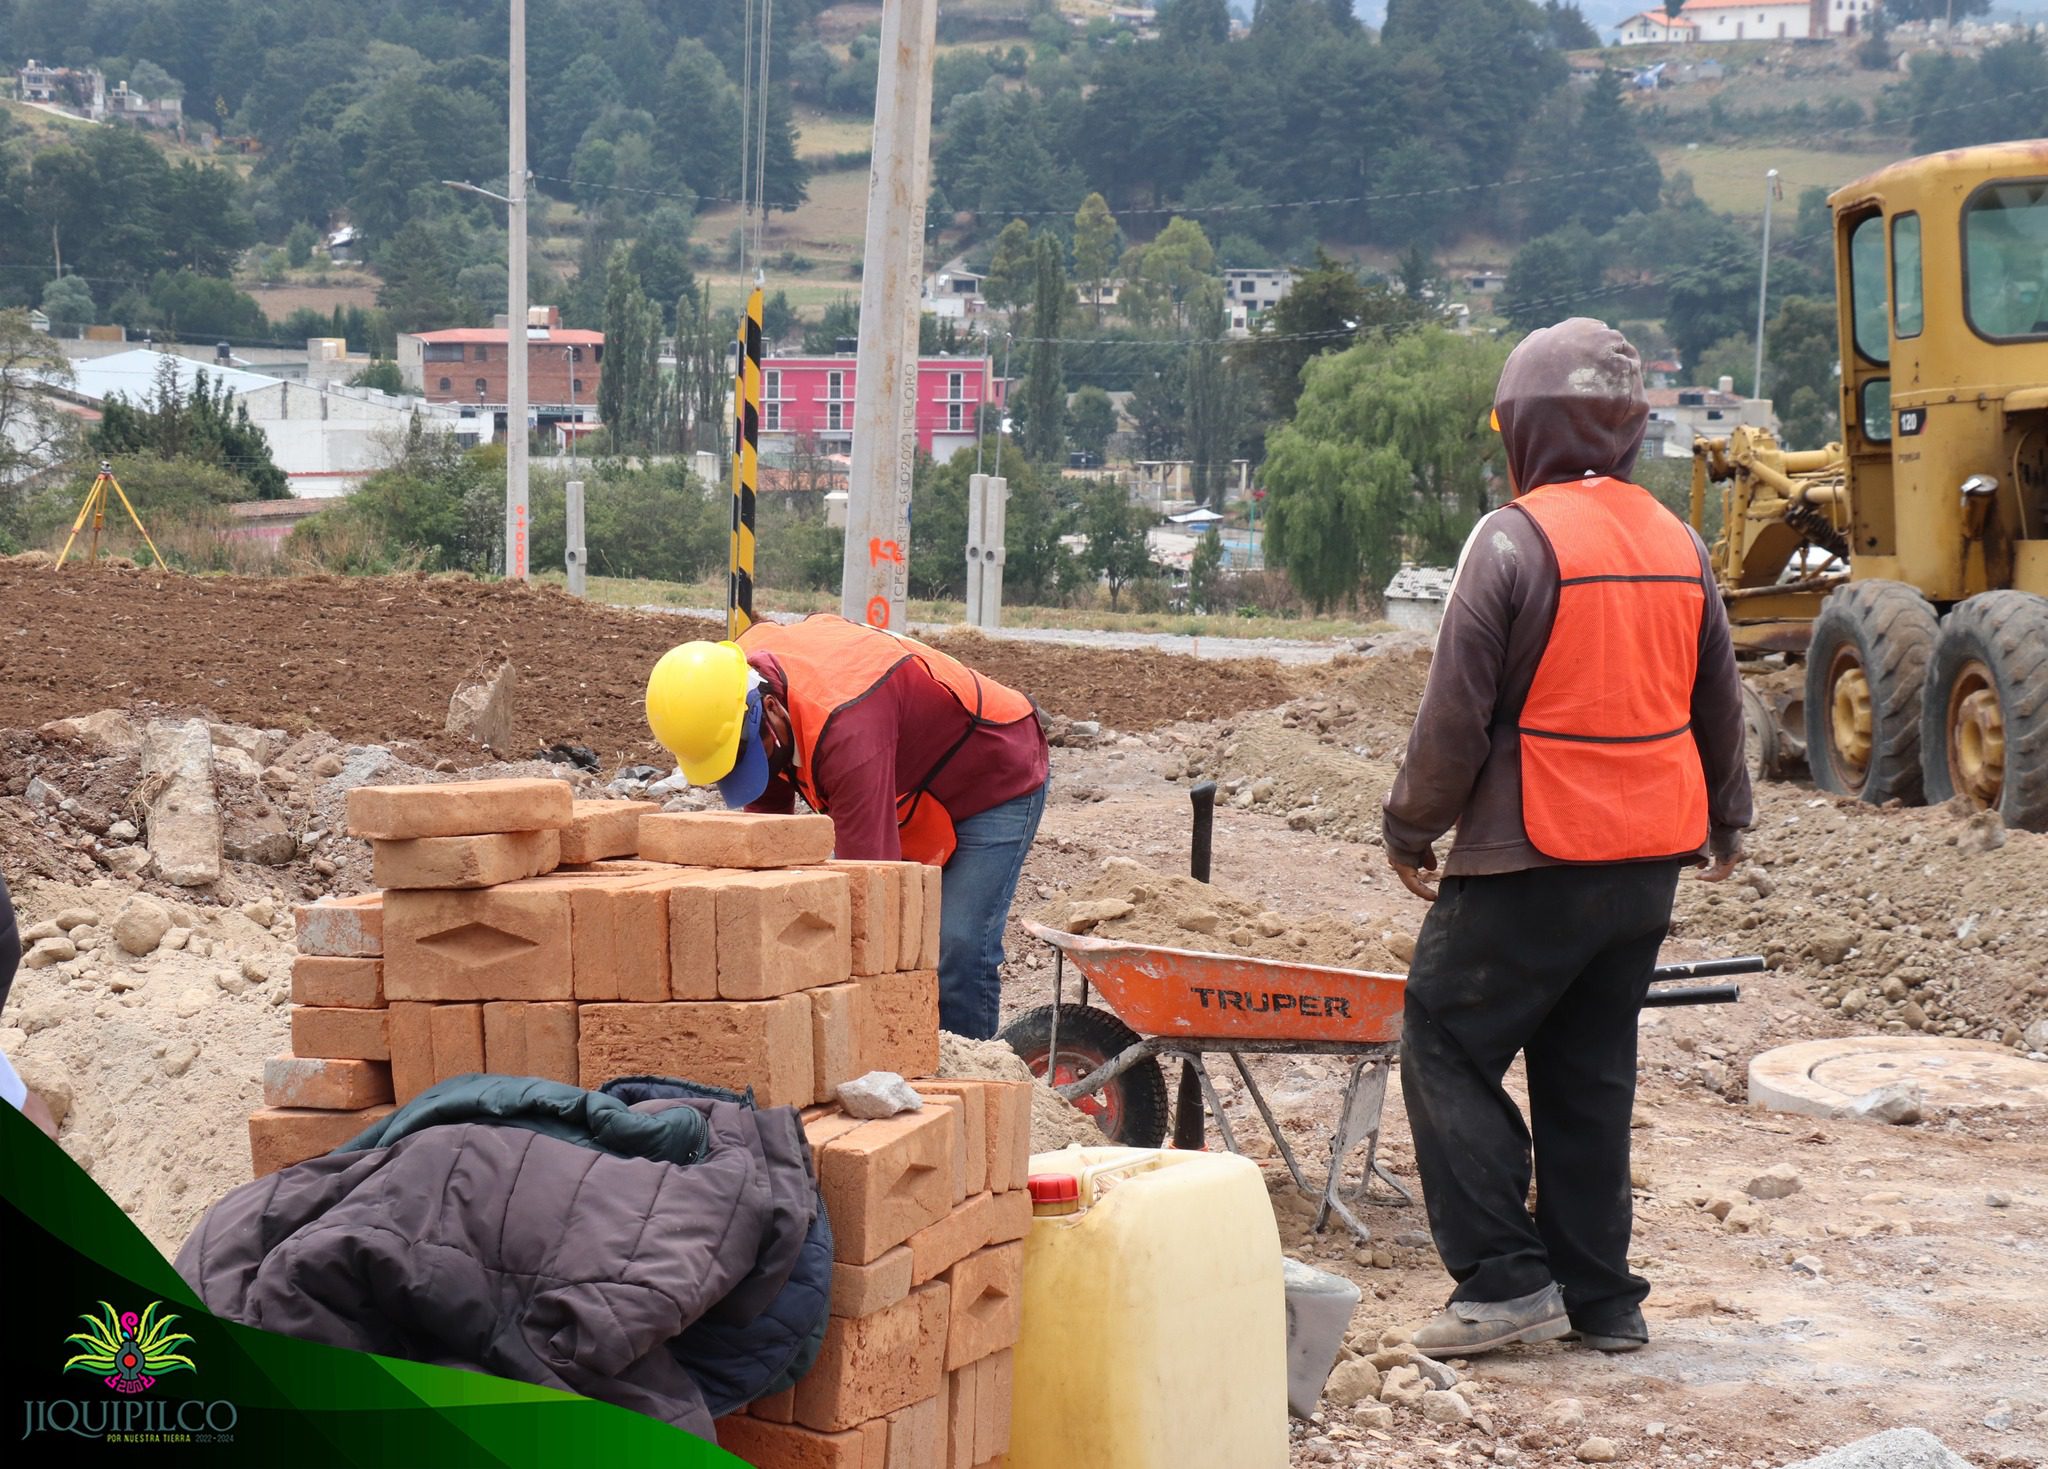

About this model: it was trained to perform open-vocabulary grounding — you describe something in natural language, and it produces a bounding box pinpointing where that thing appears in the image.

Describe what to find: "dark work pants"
[1399,860,1682,1330]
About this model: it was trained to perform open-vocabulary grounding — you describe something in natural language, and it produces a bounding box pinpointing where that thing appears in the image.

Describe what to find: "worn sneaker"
[1567,1306,1648,1353]
[1409,1284,1571,1356]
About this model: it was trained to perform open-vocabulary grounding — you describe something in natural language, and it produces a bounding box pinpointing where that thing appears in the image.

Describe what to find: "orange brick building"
[397,310,604,429]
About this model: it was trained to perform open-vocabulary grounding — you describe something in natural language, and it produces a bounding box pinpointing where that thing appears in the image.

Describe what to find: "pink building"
[759,355,1004,465]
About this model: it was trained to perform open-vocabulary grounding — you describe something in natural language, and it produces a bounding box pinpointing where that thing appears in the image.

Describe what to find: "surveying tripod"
[55,461,168,570]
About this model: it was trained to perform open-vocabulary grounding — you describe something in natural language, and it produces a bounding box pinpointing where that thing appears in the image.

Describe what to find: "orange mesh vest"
[739,615,1039,865]
[1510,478,1710,863]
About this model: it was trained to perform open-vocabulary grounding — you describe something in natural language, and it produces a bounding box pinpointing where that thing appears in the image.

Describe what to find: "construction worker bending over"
[646,615,1049,1040]
[1381,319,1752,1357]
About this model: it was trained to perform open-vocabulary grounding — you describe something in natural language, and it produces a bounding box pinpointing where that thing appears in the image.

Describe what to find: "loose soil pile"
[935,1031,1105,1152]
[1037,857,1407,973]
[930,629,1304,732]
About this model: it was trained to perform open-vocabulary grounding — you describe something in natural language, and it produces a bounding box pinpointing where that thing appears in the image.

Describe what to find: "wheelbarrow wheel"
[999,1004,1169,1148]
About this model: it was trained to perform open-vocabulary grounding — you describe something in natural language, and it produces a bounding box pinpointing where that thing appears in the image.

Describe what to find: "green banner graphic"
[0,1105,748,1467]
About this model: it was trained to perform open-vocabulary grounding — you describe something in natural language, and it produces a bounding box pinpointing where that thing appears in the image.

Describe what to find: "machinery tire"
[1804,580,1938,805]
[999,1004,1168,1148]
[1741,683,1781,784]
[1918,591,2048,830]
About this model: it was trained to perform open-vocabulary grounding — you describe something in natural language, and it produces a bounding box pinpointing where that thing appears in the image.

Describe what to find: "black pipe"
[1642,983,1741,1008]
[1189,781,1217,884]
[1651,955,1767,981]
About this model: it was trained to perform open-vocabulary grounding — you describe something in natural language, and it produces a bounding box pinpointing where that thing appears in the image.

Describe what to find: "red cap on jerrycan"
[1029,1173,1081,1217]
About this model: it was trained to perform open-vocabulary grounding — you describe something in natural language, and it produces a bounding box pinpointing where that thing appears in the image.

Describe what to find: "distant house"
[1621,0,1878,45]
[1224,268,1294,337]
[1615,9,1696,44]
[105,78,182,131]
[758,353,1000,465]
[1643,378,1778,458]
[17,60,106,119]
[397,308,602,438]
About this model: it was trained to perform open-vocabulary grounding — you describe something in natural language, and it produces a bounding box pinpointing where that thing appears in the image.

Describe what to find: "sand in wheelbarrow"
[1037,857,1407,973]
[938,1032,1108,1152]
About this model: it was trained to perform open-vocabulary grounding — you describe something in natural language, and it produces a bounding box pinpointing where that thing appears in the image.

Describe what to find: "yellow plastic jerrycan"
[1004,1146,1288,1469]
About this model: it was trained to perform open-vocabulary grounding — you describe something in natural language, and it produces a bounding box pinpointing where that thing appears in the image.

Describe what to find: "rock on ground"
[1784,1428,1973,1469]
[447,660,517,753]
[1746,1162,1803,1199]
[138,718,222,886]
[1323,1357,1381,1407]
[111,896,173,956]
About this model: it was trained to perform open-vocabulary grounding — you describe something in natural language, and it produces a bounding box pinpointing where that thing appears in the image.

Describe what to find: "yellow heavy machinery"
[1692,139,2048,829]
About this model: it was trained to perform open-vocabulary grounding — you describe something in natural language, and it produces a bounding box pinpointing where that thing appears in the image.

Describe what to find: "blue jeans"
[937,782,1047,1039]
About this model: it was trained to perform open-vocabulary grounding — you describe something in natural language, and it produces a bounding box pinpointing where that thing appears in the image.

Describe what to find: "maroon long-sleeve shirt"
[745,651,1049,862]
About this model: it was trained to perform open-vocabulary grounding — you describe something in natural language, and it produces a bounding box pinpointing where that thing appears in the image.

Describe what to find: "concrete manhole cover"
[1748,1037,2048,1118]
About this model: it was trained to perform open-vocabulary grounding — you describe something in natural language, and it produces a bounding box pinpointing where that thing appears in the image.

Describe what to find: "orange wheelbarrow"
[1003,920,1413,1241]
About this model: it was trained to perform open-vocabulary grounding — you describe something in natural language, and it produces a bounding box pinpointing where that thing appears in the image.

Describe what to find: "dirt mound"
[936,1031,1106,1152]
[1037,857,1405,972]
[928,629,1304,732]
[2,566,721,769]
[1163,706,1406,846]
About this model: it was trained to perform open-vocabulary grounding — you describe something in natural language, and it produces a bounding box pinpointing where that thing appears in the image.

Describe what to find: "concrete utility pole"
[506,0,530,579]
[839,0,938,632]
[565,479,586,597]
[1753,167,1778,406]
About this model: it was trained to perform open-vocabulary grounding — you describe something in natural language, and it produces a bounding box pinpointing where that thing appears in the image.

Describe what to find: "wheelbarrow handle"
[1643,983,1741,1008]
[1651,955,1767,981]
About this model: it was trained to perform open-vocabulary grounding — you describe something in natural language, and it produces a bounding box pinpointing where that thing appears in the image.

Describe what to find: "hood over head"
[1493,318,1648,494]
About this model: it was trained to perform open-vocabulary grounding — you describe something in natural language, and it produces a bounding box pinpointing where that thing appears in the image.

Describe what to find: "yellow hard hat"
[646,641,754,786]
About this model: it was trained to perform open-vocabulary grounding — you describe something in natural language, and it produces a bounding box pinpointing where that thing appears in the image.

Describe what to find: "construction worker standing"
[1381,319,1752,1356]
[645,616,1049,1039]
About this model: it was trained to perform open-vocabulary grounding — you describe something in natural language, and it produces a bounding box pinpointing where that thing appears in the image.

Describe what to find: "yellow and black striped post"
[728,285,763,640]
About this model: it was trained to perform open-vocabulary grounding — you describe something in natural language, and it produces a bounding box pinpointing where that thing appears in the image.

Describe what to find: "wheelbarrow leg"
[1230,1050,1312,1199]
[1181,1051,1240,1156]
[1313,1057,1389,1242]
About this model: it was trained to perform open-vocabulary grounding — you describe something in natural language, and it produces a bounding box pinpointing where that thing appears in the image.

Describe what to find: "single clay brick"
[792,1280,950,1432]
[810,983,872,1106]
[262,1055,392,1111]
[371,828,561,891]
[985,1081,1032,1193]
[748,1387,795,1423]
[908,1190,1001,1287]
[638,810,836,869]
[557,800,660,864]
[864,969,939,1081]
[973,1350,1013,1464]
[714,870,852,999]
[292,894,383,957]
[829,1244,913,1319]
[913,1082,988,1196]
[654,872,721,1001]
[565,875,672,1002]
[884,1393,943,1469]
[986,1189,1031,1248]
[895,864,924,971]
[716,1416,878,1469]
[821,861,899,976]
[429,1002,485,1081]
[290,1005,390,1061]
[577,997,814,1108]
[945,1367,976,1469]
[917,1095,971,1206]
[383,884,573,1002]
[483,1002,579,1084]
[290,955,384,1009]
[944,1243,1024,1370]
[386,1002,435,1104]
[345,778,572,840]
[803,1110,865,1173]
[817,1105,959,1264]
[919,864,943,971]
[248,1104,394,1178]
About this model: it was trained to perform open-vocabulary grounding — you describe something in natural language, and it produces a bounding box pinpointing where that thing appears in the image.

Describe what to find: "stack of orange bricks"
[246,777,1030,1467]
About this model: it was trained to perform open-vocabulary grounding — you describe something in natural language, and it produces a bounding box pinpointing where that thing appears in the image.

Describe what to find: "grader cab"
[1692,140,2048,829]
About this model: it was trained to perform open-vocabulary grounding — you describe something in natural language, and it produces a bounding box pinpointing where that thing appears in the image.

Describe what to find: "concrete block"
[248,1104,393,1178]
[386,1002,435,1104]
[345,778,572,840]
[429,1002,485,1080]
[908,1191,999,1286]
[810,983,873,1106]
[290,1005,389,1061]
[383,884,573,1002]
[817,1104,959,1264]
[974,1349,1012,1464]
[793,1281,949,1433]
[829,1244,913,1319]
[290,956,384,1009]
[371,829,560,890]
[639,811,835,869]
[483,1002,579,1085]
[884,1392,942,1469]
[943,1242,1024,1370]
[913,1082,988,1196]
[262,1054,392,1111]
[577,997,814,1108]
[716,1416,888,1469]
[864,969,940,1081]
[292,894,383,957]
[714,870,852,999]
[918,864,943,971]
[557,800,660,864]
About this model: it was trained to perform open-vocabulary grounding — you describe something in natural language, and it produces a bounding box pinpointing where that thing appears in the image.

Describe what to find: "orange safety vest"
[1510,478,1710,863]
[738,615,1040,865]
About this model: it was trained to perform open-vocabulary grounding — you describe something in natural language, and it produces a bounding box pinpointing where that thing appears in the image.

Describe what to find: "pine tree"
[1021,234,1067,464]
[1184,292,1236,508]
[1072,194,1119,326]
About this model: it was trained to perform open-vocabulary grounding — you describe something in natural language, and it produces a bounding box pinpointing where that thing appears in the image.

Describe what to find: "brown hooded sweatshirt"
[1381,318,1753,876]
